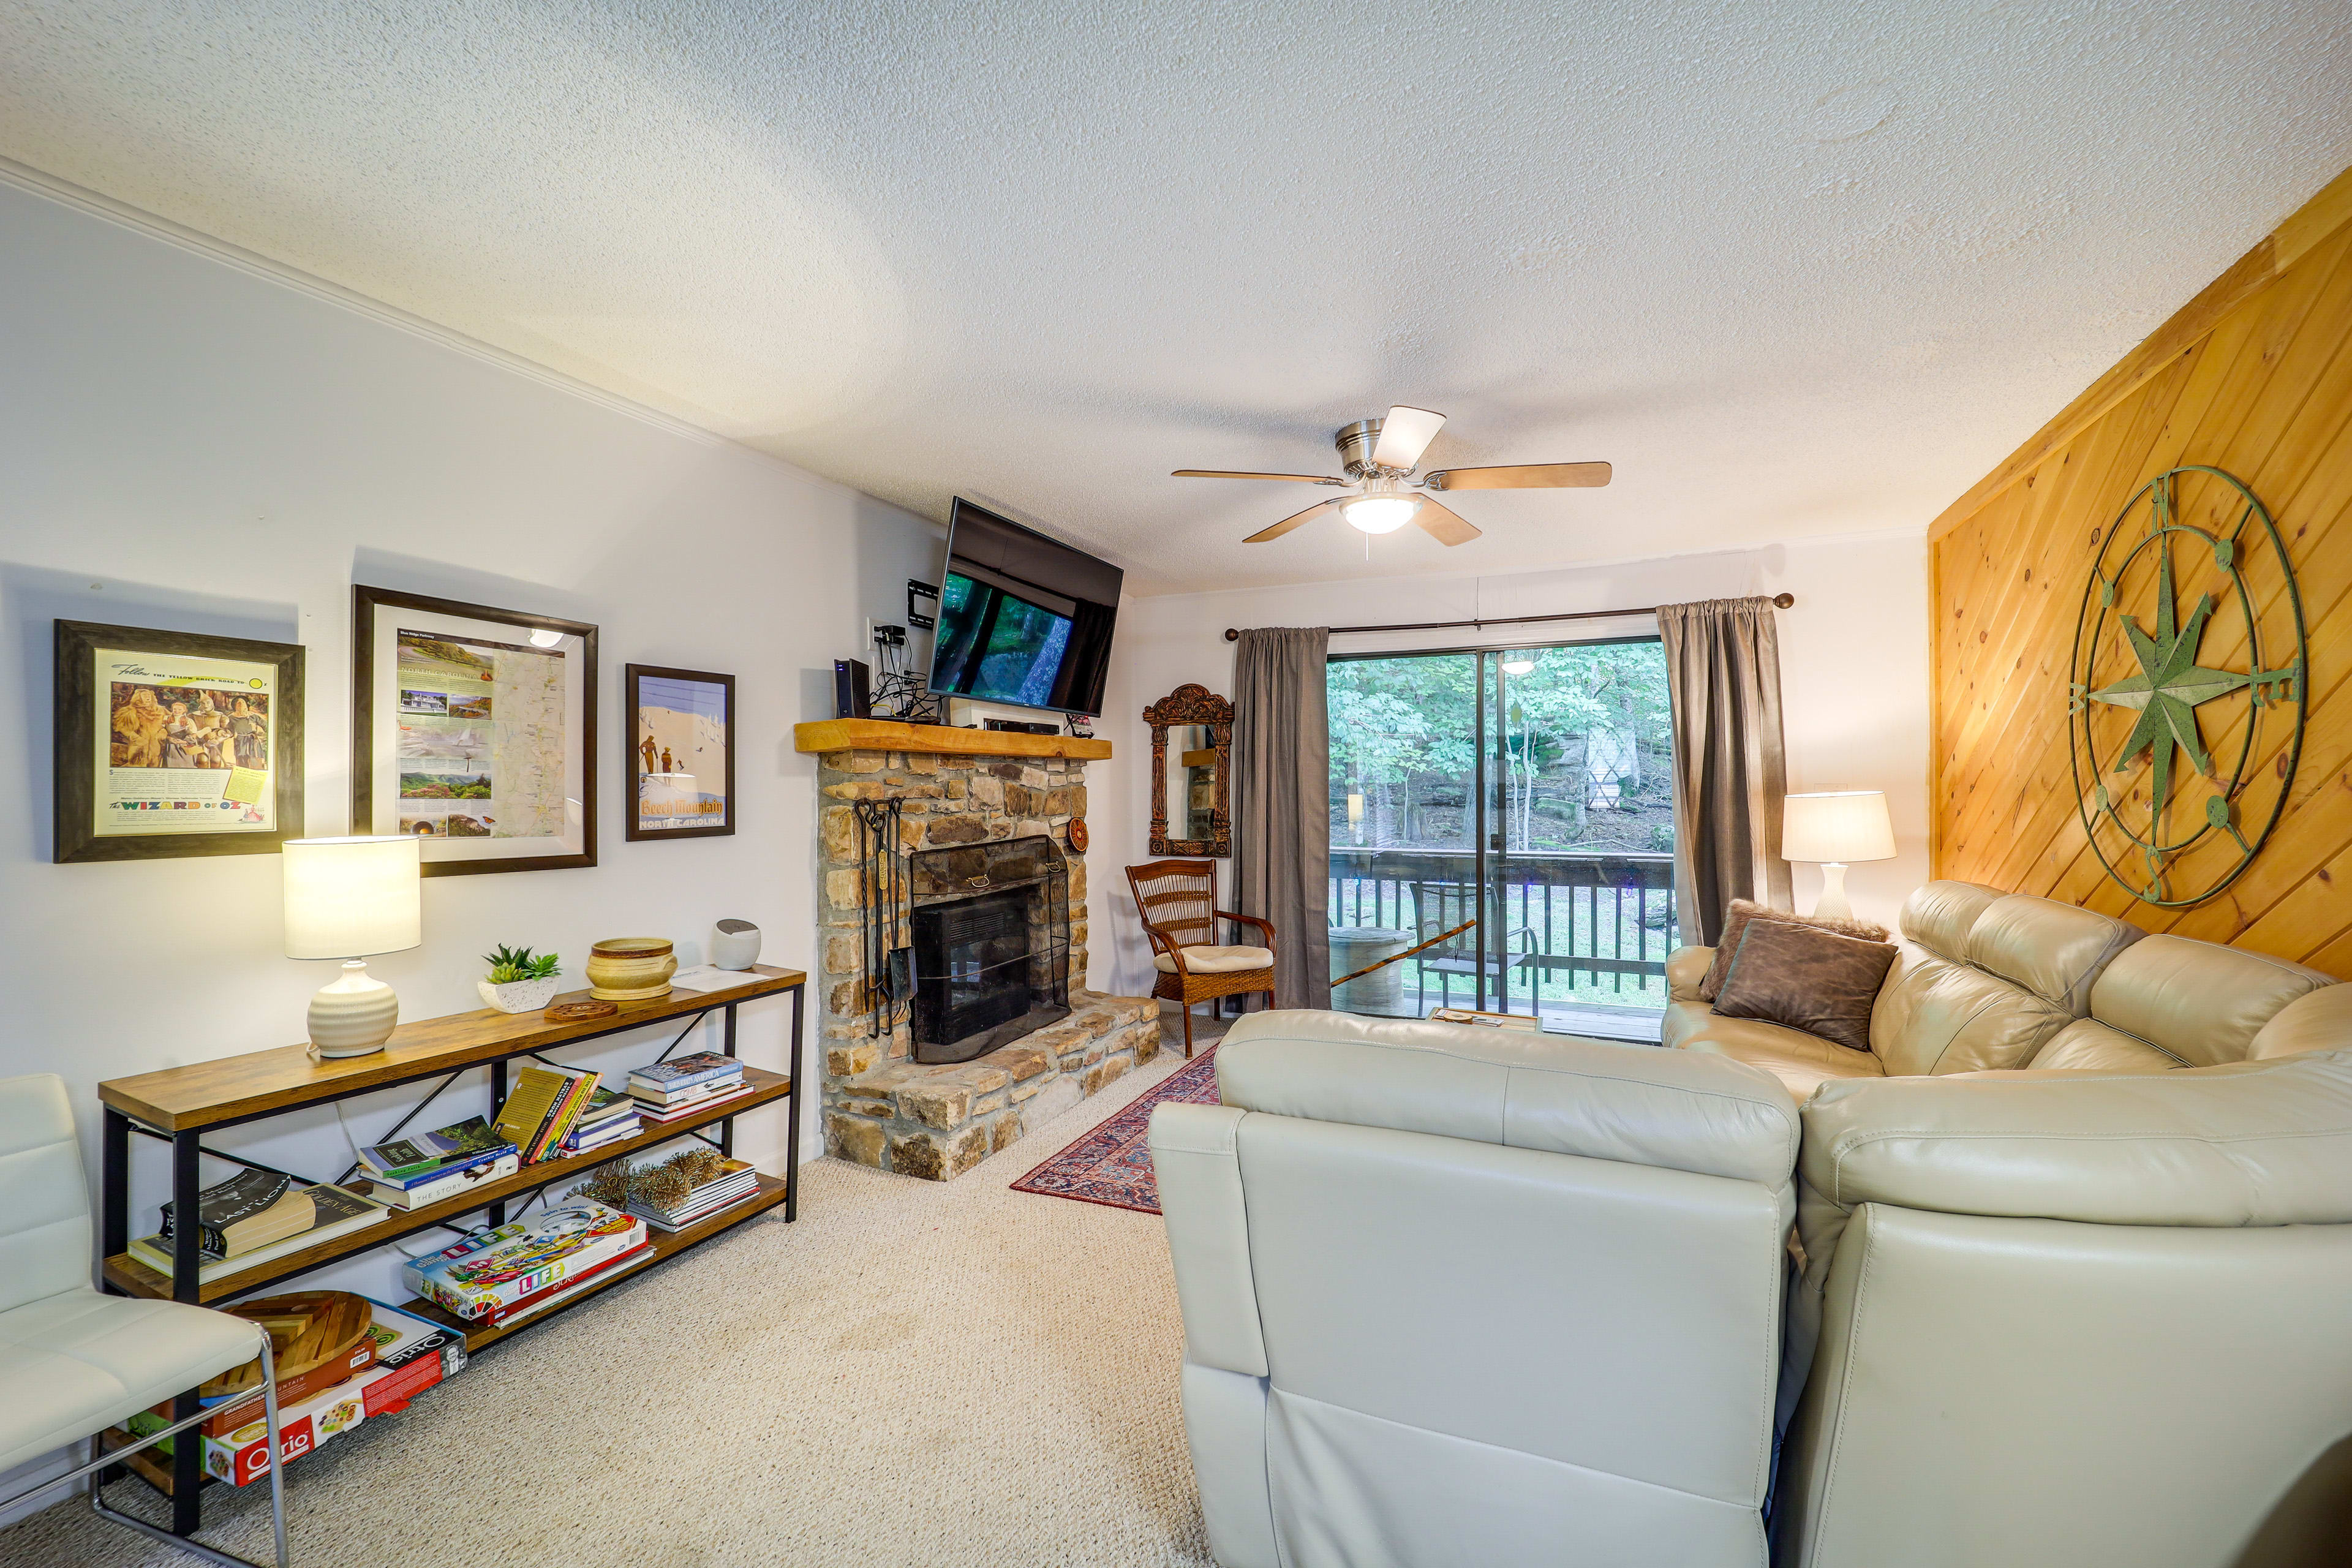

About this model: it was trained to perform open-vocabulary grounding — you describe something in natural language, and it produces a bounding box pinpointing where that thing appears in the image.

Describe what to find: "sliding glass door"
[1327,639,1678,1040]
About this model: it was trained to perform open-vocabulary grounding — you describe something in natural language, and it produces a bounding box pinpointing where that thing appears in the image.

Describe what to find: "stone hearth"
[827,992,1159,1180]
[811,743,1159,1180]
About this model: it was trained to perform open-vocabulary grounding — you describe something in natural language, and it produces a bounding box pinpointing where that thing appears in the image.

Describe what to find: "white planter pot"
[478,975,562,1014]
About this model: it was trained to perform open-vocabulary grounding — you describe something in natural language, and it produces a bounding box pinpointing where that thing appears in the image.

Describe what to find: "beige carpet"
[1,1014,1228,1568]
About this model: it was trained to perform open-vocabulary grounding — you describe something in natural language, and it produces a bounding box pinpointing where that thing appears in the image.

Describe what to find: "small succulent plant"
[482,944,561,984]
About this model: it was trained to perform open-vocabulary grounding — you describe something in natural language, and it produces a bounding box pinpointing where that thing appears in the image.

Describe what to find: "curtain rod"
[1219,592,1794,642]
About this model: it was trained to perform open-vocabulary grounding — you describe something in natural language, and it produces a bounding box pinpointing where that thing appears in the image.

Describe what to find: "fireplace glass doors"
[908,835,1071,1063]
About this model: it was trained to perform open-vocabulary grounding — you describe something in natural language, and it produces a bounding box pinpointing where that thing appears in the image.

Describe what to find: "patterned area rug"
[1010,1046,1221,1213]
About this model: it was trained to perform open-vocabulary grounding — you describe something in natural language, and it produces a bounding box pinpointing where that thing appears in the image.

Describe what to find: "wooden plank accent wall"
[1932,165,2352,971]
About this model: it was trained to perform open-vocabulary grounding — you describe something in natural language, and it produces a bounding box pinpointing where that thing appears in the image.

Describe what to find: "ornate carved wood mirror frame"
[1145,683,1233,858]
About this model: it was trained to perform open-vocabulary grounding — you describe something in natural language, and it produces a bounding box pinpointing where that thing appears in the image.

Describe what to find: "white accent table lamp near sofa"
[284,834,422,1057]
[1781,791,1896,921]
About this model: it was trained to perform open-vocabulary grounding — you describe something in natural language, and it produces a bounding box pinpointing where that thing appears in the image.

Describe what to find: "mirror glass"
[1165,724,1218,842]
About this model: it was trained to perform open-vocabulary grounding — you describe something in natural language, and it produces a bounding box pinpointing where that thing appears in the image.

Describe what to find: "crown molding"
[0,155,819,472]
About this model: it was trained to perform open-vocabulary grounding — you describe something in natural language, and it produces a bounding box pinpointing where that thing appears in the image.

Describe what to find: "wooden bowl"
[203,1290,375,1398]
[586,937,677,1000]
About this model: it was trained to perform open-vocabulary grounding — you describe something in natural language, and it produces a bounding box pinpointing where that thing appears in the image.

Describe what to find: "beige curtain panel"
[1231,626,1332,1011]
[1658,597,1792,945]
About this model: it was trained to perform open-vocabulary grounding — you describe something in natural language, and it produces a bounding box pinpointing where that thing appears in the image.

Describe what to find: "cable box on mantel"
[793,717,1111,760]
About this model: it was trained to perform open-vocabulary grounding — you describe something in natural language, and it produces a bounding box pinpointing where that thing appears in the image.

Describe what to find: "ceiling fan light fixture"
[1341,495,1419,534]
[1501,655,1536,674]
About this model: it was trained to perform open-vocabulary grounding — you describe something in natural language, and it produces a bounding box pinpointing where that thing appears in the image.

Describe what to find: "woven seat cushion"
[1153,944,1274,974]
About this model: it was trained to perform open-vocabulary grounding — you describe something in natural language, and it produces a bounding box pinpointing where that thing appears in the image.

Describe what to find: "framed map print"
[625,664,734,841]
[353,586,597,876]
[54,620,305,863]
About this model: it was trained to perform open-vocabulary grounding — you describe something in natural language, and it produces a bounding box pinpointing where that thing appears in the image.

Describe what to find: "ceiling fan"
[1173,406,1611,546]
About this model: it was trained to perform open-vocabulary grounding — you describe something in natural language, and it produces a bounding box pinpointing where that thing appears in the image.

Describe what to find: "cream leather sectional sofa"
[1150,883,2352,1568]
[1665,879,2351,1098]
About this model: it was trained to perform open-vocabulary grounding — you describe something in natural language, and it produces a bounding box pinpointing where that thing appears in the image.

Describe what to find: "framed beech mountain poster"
[625,663,736,842]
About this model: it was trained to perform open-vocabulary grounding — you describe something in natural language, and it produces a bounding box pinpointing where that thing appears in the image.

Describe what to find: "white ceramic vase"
[478,975,563,1014]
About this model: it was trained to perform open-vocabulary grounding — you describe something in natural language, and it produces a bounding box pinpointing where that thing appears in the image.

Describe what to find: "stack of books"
[625,1156,760,1232]
[402,1199,651,1327]
[130,1172,388,1284]
[559,1087,641,1156]
[356,1117,520,1208]
[492,1061,603,1162]
[627,1051,750,1123]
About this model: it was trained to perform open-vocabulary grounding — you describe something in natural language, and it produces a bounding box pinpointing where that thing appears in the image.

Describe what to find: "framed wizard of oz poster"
[624,664,734,841]
[54,620,305,863]
[353,586,597,875]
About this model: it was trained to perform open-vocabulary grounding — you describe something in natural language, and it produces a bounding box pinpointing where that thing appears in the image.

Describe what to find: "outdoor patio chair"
[1411,880,1539,1012]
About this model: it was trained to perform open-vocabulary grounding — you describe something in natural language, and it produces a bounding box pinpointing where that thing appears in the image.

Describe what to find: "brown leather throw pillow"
[1699,898,1890,1001]
[1711,918,1899,1054]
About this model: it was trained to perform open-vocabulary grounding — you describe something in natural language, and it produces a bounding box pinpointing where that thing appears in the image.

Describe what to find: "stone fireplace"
[801,728,1159,1181]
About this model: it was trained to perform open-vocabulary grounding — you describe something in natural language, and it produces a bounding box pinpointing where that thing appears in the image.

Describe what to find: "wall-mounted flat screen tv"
[926,499,1123,717]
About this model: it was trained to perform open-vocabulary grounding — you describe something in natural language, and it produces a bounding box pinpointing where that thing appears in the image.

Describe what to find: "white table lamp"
[1781,791,1896,921]
[284,835,422,1057]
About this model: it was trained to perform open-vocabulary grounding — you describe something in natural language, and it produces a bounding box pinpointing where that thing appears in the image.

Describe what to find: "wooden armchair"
[1126,859,1277,1057]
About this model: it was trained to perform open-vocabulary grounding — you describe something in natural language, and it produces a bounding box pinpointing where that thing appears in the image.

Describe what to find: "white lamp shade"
[1781,791,1897,864]
[284,835,423,959]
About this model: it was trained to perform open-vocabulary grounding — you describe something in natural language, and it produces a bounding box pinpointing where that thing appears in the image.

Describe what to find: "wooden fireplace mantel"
[793,718,1112,761]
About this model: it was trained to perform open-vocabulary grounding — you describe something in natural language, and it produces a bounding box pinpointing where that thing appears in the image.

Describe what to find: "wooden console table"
[95,965,805,1535]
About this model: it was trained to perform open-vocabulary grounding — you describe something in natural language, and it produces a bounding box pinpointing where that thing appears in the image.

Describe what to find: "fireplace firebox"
[908,835,1071,1063]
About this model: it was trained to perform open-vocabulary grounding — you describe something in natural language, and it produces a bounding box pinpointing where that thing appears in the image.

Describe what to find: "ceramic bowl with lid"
[585,937,677,1000]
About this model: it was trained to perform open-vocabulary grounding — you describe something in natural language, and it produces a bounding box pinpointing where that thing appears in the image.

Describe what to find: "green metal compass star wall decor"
[2067,466,2305,908]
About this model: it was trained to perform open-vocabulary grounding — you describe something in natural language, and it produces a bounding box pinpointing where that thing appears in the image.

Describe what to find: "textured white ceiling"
[4,2,2350,594]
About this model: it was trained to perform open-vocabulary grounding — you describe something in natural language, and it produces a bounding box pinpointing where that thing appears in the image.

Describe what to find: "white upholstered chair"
[0,1072,288,1567]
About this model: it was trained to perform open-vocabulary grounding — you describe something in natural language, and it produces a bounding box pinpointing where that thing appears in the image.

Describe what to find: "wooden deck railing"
[1327,848,1678,1015]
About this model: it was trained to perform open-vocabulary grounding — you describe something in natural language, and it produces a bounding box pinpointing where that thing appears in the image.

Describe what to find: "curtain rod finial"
[1773,593,1795,609]
[1224,628,1240,641]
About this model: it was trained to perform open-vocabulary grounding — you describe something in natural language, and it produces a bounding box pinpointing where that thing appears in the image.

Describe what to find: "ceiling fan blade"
[1370,405,1447,470]
[1412,499,1481,546]
[1172,469,1344,483]
[1243,500,1339,543]
[1423,461,1611,491]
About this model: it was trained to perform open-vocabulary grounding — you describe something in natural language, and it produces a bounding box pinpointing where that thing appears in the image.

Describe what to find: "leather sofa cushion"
[1869,946,2073,1076]
[1964,894,2143,1015]
[2028,1019,2183,1072]
[1697,898,1888,1000]
[2248,982,2352,1059]
[2089,935,2332,1066]
[1664,945,1713,1002]
[1676,1015,1884,1103]
[1898,880,2005,962]
[1712,919,1898,1052]
[1215,1011,1800,1189]
[1665,1000,1844,1059]
[1800,1049,2352,1229]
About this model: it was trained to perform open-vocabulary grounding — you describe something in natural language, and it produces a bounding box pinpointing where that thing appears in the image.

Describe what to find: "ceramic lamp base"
[1809,862,1855,922]
[309,960,399,1057]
